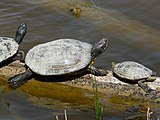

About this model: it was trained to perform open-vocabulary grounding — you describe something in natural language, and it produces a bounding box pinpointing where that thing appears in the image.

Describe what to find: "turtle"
[112,61,156,93]
[0,22,27,64]
[8,38,109,87]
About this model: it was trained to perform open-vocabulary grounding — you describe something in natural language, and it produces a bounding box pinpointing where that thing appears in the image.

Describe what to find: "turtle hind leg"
[138,80,154,93]
[8,69,32,88]
[138,77,156,93]
[87,65,108,76]
[138,80,157,100]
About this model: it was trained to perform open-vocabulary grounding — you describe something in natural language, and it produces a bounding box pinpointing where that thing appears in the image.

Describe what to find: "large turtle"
[8,38,109,87]
[0,22,27,64]
[112,61,156,93]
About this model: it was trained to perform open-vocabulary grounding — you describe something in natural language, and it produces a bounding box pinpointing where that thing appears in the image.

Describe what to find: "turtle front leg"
[87,65,108,76]
[8,69,32,88]
[17,50,25,62]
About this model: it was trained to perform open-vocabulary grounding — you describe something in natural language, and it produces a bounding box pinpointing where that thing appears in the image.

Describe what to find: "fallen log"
[0,60,160,102]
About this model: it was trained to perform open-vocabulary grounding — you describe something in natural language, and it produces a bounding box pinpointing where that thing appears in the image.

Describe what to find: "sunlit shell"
[0,37,19,63]
[25,39,92,75]
[113,61,154,80]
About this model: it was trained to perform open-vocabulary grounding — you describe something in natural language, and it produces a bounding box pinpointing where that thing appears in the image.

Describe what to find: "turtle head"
[111,62,117,69]
[15,22,27,44]
[91,38,109,59]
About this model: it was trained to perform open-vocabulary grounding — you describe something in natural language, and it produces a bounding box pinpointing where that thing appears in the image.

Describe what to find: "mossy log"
[0,60,160,102]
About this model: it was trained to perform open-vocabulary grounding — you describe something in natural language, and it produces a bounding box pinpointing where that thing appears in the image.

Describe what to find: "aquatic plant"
[91,74,104,120]
[89,62,104,120]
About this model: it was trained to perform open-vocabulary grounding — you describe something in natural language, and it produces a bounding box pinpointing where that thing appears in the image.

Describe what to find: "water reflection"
[0,88,96,120]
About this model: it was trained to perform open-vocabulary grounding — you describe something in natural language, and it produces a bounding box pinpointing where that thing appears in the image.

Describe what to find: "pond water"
[0,0,160,120]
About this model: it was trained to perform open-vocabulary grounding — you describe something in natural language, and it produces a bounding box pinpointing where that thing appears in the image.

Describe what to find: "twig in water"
[64,109,68,120]
[147,106,153,120]
[55,109,68,120]
[55,115,59,120]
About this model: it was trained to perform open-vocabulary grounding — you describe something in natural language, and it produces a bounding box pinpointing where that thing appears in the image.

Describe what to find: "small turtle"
[112,61,156,93]
[8,38,109,87]
[0,22,27,64]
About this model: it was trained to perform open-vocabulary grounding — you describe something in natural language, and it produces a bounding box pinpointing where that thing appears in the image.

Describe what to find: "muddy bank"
[0,60,160,103]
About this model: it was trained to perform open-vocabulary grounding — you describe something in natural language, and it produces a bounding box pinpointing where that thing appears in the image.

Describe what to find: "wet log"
[0,60,160,102]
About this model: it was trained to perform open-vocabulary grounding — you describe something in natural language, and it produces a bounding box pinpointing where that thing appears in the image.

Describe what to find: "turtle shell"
[25,39,93,75]
[0,37,19,63]
[113,61,153,80]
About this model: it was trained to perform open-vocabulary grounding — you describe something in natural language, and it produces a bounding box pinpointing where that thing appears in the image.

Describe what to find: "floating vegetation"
[69,6,81,18]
